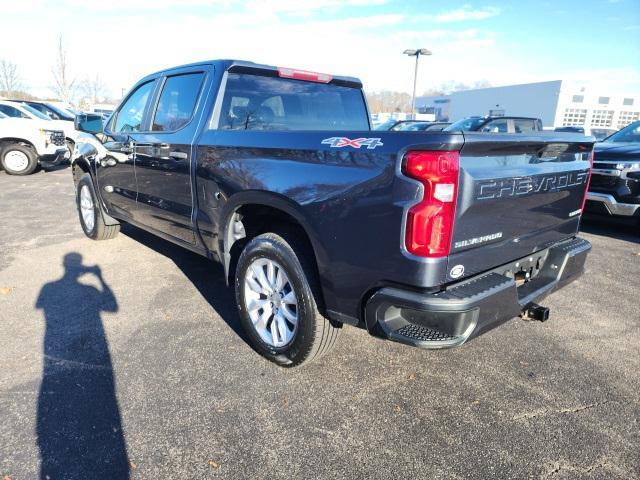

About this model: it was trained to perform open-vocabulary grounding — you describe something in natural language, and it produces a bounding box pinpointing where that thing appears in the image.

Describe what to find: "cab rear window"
[216,73,368,131]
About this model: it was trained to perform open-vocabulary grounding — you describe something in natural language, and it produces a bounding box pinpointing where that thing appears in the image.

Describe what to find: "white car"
[0,100,80,154]
[0,111,67,175]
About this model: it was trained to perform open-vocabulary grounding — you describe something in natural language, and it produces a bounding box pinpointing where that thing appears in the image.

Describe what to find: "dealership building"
[416,80,640,130]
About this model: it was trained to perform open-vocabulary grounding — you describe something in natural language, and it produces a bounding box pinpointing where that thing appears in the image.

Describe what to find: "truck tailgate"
[446,133,593,282]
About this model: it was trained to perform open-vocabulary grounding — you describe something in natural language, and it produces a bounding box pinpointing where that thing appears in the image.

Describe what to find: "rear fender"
[219,190,326,283]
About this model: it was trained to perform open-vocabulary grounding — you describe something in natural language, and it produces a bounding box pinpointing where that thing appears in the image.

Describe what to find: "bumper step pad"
[395,324,458,342]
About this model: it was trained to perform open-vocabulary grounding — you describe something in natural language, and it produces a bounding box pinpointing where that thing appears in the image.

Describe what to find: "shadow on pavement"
[35,253,129,480]
[121,225,247,342]
[42,162,70,173]
[580,216,639,244]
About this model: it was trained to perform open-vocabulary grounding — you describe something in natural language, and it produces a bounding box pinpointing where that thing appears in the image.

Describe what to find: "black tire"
[0,143,38,175]
[76,173,120,240]
[235,231,341,367]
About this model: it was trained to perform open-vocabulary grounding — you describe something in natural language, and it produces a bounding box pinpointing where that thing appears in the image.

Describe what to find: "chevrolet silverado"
[71,60,593,367]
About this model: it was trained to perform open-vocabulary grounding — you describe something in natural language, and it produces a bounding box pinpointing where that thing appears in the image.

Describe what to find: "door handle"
[169,151,188,160]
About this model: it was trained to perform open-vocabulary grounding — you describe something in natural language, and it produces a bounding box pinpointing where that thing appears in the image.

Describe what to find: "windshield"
[46,103,75,120]
[373,119,399,131]
[424,123,450,131]
[603,121,640,143]
[444,117,486,132]
[391,121,418,131]
[20,103,52,121]
[391,121,435,131]
[0,111,7,118]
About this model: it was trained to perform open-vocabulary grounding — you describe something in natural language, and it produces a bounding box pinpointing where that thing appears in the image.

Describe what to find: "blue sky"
[1,0,638,98]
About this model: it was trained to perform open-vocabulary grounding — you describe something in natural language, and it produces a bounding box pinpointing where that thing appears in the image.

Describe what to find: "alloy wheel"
[243,258,298,347]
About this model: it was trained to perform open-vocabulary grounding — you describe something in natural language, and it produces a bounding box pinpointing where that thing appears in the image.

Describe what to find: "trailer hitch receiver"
[521,303,550,322]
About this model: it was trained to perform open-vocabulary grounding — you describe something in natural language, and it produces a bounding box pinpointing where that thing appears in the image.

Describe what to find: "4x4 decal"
[321,137,383,150]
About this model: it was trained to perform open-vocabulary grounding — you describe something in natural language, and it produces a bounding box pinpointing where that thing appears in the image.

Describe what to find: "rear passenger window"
[481,119,508,133]
[216,73,369,131]
[514,119,536,133]
[152,73,204,131]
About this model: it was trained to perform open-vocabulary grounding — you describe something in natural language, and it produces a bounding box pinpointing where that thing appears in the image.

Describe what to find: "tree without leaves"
[0,59,22,97]
[51,35,76,103]
[81,74,107,104]
[365,91,412,114]
[421,80,492,97]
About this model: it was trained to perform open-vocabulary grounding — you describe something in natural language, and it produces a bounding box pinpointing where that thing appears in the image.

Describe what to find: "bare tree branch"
[365,91,412,114]
[0,59,22,97]
[421,80,492,97]
[51,34,76,103]
[81,74,107,104]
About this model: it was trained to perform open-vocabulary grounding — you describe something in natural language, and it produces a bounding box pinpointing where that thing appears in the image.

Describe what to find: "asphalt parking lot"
[0,167,638,480]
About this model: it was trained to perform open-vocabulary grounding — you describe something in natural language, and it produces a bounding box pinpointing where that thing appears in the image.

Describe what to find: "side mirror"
[75,113,104,134]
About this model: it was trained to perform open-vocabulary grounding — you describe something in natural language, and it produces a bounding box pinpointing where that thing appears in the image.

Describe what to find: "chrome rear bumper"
[586,192,640,217]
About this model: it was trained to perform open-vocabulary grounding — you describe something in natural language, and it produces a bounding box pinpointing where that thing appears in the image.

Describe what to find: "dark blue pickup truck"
[71,60,593,367]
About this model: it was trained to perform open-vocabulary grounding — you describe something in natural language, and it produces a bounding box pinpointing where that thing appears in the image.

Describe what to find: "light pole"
[403,48,432,120]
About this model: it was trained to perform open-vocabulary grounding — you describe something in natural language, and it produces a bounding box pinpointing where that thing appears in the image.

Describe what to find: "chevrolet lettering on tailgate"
[476,171,589,200]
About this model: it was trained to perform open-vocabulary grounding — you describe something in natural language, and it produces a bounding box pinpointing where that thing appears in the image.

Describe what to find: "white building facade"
[417,80,640,130]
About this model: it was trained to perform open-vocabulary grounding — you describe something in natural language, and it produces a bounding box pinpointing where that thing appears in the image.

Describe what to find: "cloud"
[62,0,232,11]
[247,0,389,15]
[425,5,501,23]
[560,67,640,95]
[60,0,388,14]
[0,1,637,101]
[305,13,404,29]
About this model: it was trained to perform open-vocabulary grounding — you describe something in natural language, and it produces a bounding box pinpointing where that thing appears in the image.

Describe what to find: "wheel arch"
[71,157,92,185]
[0,138,37,153]
[220,191,327,301]
[73,164,119,226]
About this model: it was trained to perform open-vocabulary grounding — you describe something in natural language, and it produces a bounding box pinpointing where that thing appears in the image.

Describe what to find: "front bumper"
[364,237,591,349]
[586,192,640,217]
[39,148,68,167]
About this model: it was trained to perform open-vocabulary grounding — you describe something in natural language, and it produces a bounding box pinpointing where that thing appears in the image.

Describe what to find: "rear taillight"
[580,149,594,214]
[277,67,332,83]
[403,151,460,257]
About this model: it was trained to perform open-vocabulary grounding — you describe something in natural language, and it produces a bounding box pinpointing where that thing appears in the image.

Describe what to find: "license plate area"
[492,250,550,287]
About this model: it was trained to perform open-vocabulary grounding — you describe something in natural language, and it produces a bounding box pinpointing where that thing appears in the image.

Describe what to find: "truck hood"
[0,117,62,135]
[594,142,640,159]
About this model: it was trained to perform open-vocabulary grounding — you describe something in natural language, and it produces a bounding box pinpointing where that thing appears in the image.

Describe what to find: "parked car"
[391,120,451,132]
[14,100,76,122]
[373,118,400,130]
[555,126,585,134]
[445,116,543,133]
[585,120,640,221]
[71,59,593,367]
[0,100,79,155]
[555,126,617,141]
[590,128,617,141]
[0,112,67,175]
[92,108,114,117]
